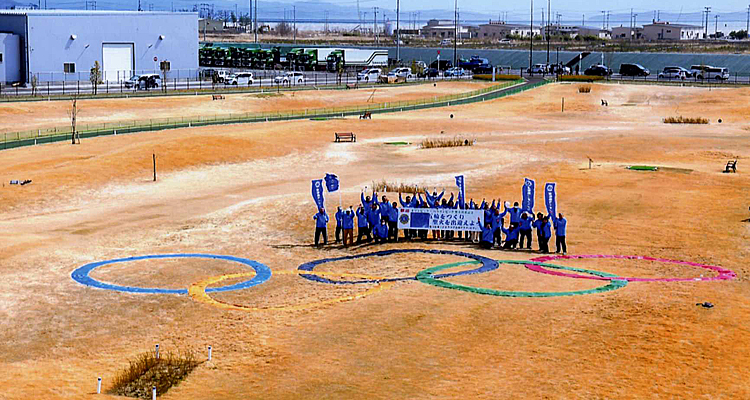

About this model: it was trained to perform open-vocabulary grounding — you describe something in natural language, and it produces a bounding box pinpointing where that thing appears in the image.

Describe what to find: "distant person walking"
[313,208,329,246]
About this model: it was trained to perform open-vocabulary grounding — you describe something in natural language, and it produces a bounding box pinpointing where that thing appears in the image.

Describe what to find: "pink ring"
[525,254,737,282]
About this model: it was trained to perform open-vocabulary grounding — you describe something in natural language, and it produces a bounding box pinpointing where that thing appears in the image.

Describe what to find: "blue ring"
[297,249,498,284]
[71,253,272,294]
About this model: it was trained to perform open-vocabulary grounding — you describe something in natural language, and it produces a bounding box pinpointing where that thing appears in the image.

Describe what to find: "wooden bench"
[212,94,225,101]
[360,111,372,120]
[725,159,737,173]
[335,132,356,142]
[346,83,358,90]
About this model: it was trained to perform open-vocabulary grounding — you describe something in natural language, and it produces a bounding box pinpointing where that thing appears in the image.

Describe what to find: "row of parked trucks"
[199,45,389,72]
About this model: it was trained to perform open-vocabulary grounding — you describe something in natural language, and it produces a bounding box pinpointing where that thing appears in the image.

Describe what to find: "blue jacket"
[533,219,544,235]
[366,207,381,227]
[342,211,355,229]
[313,212,329,228]
[379,202,392,221]
[481,226,494,243]
[356,209,369,228]
[509,207,523,223]
[502,225,521,241]
[490,213,503,231]
[375,223,389,238]
[335,209,343,226]
[361,192,376,209]
[554,218,567,236]
[542,221,552,238]
[520,215,534,230]
[399,193,418,208]
[424,189,445,207]
[388,206,398,222]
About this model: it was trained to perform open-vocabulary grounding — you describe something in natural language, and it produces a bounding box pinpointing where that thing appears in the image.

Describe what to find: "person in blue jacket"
[313,208,329,246]
[361,189,376,209]
[532,212,545,252]
[501,224,521,250]
[554,213,568,254]
[387,201,399,242]
[374,218,389,244]
[479,221,494,249]
[519,212,535,249]
[399,192,418,240]
[341,207,355,247]
[366,203,381,230]
[356,205,371,243]
[334,206,344,243]
[490,208,503,248]
[540,215,552,253]
[424,188,445,208]
[508,202,523,229]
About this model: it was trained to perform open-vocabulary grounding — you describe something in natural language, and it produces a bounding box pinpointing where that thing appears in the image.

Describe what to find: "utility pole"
[714,14,719,38]
[530,0,534,71]
[254,0,258,42]
[601,10,605,29]
[582,14,584,27]
[746,5,749,34]
[396,0,400,63]
[546,0,550,64]
[293,5,296,43]
[453,0,458,68]
[704,7,711,39]
[373,7,378,43]
[138,0,142,11]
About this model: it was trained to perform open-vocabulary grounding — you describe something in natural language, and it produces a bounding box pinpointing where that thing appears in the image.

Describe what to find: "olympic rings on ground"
[526,254,737,282]
[189,270,395,311]
[416,260,628,297]
[296,249,498,284]
[71,254,272,294]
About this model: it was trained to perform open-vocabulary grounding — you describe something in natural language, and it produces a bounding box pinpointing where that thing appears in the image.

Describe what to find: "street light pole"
[396,0,400,63]
[453,0,458,68]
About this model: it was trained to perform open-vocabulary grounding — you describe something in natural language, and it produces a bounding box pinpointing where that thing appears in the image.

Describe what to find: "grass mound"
[372,179,420,193]
[420,136,475,149]
[578,85,592,93]
[663,116,709,124]
[384,141,410,145]
[627,165,659,171]
[108,350,200,399]
[560,75,605,82]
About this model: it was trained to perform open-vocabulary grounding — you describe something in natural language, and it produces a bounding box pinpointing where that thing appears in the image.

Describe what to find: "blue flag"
[324,173,339,192]
[312,179,326,210]
[522,178,535,213]
[455,175,465,208]
[544,182,557,218]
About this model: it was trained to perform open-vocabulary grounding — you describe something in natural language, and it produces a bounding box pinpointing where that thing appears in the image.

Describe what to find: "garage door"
[102,43,134,82]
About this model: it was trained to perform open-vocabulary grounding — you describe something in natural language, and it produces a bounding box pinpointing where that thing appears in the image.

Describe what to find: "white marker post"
[155,344,159,359]
[208,346,212,361]
[97,377,102,394]
[152,386,156,400]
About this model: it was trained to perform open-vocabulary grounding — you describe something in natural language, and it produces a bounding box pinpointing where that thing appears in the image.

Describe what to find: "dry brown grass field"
[1,81,749,399]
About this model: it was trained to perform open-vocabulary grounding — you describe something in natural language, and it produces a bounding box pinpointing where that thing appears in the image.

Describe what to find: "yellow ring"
[189,270,395,312]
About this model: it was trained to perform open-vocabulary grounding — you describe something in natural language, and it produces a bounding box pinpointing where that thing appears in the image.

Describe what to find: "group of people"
[312,188,568,254]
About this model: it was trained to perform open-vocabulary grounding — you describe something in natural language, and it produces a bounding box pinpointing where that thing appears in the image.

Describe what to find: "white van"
[698,67,729,80]
[357,68,382,82]
[227,72,254,86]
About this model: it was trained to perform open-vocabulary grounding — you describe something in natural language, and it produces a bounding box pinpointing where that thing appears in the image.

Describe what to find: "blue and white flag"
[544,182,557,218]
[522,178,535,213]
[455,175,465,208]
[312,179,326,210]
[324,173,339,193]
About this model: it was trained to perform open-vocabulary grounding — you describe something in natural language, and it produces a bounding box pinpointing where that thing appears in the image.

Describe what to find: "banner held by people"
[312,179,326,210]
[455,175,466,209]
[522,178,535,213]
[398,207,483,232]
[545,182,557,218]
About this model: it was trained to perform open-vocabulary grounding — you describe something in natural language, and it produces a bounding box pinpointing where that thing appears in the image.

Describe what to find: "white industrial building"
[642,21,704,40]
[0,10,198,84]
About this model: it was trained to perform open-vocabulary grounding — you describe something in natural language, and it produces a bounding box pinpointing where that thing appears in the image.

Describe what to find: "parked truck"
[326,49,389,72]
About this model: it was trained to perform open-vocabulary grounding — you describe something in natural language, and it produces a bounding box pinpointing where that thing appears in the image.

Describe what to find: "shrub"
[560,75,605,82]
[578,85,592,93]
[473,74,521,81]
[109,350,200,399]
[420,136,475,149]
[663,116,709,124]
[372,179,420,193]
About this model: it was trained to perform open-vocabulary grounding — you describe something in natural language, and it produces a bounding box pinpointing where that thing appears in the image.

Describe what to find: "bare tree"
[90,61,102,95]
[69,97,80,144]
[31,75,38,97]
[276,21,293,36]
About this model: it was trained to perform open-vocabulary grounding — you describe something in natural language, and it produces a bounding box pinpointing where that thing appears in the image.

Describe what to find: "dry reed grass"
[420,136,475,149]
[371,179,421,193]
[108,349,200,399]
[578,85,592,93]
[663,116,709,124]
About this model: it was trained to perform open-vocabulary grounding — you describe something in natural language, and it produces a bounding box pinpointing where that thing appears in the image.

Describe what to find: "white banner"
[397,208,484,232]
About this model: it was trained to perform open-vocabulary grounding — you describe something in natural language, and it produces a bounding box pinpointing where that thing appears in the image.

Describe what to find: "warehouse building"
[0,10,198,84]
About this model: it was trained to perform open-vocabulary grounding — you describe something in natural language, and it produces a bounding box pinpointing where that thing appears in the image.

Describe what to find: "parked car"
[124,74,141,88]
[498,38,512,44]
[527,64,548,74]
[440,38,452,45]
[357,68,382,82]
[429,60,453,71]
[690,65,712,78]
[619,63,650,77]
[214,70,231,83]
[227,72,254,85]
[445,67,468,77]
[584,65,613,76]
[419,67,440,78]
[415,60,427,70]
[549,63,571,75]
[697,67,729,80]
[389,67,414,79]
[658,67,687,80]
[274,71,305,84]
[125,74,161,89]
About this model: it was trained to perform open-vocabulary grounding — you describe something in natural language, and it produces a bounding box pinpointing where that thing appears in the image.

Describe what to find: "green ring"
[416,260,628,297]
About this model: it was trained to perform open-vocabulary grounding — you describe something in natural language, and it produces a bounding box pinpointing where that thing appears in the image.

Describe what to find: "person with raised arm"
[312,208,329,246]
[341,207,355,247]
[356,205,371,243]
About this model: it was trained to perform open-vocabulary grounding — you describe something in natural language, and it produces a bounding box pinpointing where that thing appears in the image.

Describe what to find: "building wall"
[0,14,28,81]
[643,24,703,41]
[0,33,21,83]
[14,12,198,82]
